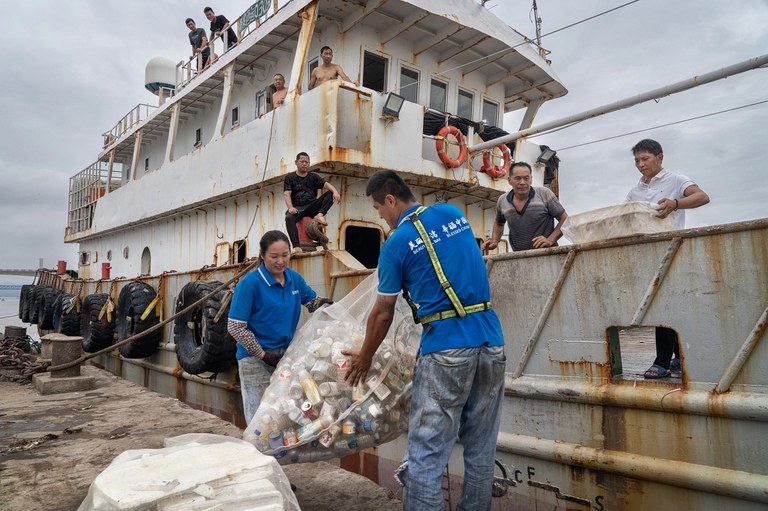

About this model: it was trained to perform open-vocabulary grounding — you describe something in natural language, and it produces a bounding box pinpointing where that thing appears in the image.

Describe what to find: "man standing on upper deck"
[186,18,210,70]
[626,138,710,379]
[284,152,341,253]
[272,73,288,107]
[204,7,238,50]
[308,46,356,89]
[482,161,568,252]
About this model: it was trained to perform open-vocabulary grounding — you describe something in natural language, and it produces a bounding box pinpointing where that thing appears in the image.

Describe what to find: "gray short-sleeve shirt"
[495,186,565,251]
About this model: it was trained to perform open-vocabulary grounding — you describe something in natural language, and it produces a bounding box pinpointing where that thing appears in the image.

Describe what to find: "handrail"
[102,103,157,149]
[175,0,284,92]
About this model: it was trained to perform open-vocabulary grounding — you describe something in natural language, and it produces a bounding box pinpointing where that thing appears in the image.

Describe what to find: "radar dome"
[145,57,176,94]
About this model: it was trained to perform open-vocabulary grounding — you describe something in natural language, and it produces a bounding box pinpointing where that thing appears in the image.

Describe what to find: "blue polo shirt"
[377,203,504,355]
[229,264,317,359]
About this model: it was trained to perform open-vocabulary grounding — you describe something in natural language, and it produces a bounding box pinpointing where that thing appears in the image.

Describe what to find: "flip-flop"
[644,364,671,379]
[313,214,328,226]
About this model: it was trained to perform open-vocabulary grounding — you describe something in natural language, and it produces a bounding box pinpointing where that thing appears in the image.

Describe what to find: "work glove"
[306,296,333,313]
[261,352,282,368]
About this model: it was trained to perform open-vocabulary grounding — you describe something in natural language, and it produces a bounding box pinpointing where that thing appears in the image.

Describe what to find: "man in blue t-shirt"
[344,170,505,511]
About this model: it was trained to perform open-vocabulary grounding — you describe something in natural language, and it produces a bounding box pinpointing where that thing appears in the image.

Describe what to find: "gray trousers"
[238,348,285,424]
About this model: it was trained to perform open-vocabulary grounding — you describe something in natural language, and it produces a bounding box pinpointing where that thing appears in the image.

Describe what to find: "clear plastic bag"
[561,201,677,244]
[243,273,421,464]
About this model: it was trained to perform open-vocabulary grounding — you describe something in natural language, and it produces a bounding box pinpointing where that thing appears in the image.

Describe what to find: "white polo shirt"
[625,170,695,229]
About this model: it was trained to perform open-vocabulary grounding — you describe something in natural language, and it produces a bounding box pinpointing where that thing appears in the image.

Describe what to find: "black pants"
[653,327,680,369]
[285,190,334,246]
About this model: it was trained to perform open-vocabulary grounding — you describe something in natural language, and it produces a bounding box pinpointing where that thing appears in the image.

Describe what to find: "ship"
[20,0,767,509]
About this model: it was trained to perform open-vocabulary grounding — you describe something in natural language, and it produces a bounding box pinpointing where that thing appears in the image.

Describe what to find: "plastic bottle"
[283,428,299,446]
[334,358,350,385]
[310,338,332,359]
[367,375,392,401]
[298,415,332,441]
[288,405,310,427]
[319,382,342,397]
[288,378,304,401]
[311,360,337,381]
[272,369,292,396]
[320,400,338,419]
[318,424,341,447]
[299,369,322,405]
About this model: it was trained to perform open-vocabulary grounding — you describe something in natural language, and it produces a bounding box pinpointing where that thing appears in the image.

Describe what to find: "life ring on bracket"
[480,144,511,179]
[435,125,468,169]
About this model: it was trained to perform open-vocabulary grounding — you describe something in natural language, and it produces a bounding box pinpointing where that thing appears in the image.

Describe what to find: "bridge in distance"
[0,269,37,277]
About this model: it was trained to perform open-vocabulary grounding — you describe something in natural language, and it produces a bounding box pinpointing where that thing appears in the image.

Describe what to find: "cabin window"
[255,90,266,117]
[399,66,419,103]
[607,326,683,382]
[363,51,388,93]
[429,79,447,112]
[482,99,499,126]
[79,252,89,265]
[195,128,202,147]
[344,225,382,269]
[144,158,149,172]
[231,106,239,127]
[232,239,247,263]
[458,89,474,119]
[308,57,318,89]
[107,250,112,261]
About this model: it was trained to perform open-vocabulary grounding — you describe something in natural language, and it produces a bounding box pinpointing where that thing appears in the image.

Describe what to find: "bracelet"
[674,199,679,211]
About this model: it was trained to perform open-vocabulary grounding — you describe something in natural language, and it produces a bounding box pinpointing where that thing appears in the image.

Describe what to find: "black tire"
[28,285,44,324]
[18,284,34,322]
[36,287,62,330]
[116,282,162,359]
[173,281,236,374]
[81,293,116,352]
[53,294,82,336]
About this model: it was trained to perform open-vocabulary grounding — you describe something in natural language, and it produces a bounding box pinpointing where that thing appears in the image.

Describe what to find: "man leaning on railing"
[186,18,210,70]
[205,7,238,51]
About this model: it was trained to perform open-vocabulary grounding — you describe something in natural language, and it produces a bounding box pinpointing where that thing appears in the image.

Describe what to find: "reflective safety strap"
[406,205,466,318]
[419,301,493,325]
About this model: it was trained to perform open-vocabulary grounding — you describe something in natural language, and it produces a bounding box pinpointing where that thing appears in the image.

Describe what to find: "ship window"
[607,326,683,382]
[141,247,151,275]
[144,158,149,172]
[363,51,388,93]
[399,66,419,103]
[344,225,382,269]
[195,128,202,147]
[458,89,474,119]
[255,90,266,117]
[482,99,499,127]
[429,79,447,112]
[232,106,239,126]
[107,250,112,261]
[233,239,247,263]
[79,251,89,265]
[308,57,318,89]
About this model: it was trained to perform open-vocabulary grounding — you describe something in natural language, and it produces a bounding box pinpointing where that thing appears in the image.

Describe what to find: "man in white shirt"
[625,139,709,379]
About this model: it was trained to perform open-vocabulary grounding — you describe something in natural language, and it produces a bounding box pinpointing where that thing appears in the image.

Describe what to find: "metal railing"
[102,103,157,149]
[67,161,121,235]
[176,0,283,91]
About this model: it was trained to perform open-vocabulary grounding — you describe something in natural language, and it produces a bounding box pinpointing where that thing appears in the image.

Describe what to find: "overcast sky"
[1,0,766,275]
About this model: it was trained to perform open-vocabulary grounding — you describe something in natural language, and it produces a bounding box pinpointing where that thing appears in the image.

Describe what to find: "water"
[0,296,39,341]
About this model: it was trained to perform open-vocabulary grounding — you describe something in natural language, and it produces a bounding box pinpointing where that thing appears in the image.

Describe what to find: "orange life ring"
[480,144,510,178]
[435,126,468,169]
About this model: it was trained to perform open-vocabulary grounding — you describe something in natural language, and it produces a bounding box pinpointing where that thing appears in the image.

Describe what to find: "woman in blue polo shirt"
[227,230,331,424]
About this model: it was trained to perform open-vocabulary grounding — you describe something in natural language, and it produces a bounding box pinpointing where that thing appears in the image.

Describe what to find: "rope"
[0,313,19,320]
[0,338,50,383]
[244,107,278,240]
[45,258,262,373]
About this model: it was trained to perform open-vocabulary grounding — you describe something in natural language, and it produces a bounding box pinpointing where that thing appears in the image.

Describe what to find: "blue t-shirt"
[229,264,317,359]
[377,203,504,354]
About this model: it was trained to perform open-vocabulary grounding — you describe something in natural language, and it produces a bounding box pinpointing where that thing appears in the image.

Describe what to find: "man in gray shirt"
[482,162,568,252]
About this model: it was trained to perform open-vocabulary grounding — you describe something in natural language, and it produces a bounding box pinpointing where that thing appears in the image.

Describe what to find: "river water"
[0,295,40,341]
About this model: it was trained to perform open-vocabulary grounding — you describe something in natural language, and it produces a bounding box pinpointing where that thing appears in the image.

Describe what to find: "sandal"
[644,364,671,379]
[670,359,681,371]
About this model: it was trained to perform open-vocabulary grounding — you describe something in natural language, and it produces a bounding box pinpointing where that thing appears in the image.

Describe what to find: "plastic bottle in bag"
[299,370,322,406]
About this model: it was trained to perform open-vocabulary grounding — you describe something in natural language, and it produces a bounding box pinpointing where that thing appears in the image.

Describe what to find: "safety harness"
[405,206,492,325]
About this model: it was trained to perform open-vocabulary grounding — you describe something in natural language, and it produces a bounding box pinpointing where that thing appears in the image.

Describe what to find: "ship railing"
[102,103,157,150]
[66,160,122,235]
[175,0,282,92]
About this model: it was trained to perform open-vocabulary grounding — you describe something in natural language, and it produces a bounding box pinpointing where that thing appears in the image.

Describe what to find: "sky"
[1,0,766,276]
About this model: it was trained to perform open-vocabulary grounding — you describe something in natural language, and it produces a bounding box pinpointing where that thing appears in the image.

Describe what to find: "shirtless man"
[272,73,287,107]
[309,46,356,89]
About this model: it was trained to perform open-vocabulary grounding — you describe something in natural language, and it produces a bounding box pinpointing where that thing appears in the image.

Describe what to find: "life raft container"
[117,281,162,359]
[436,125,468,168]
[173,281,236,375]
[480,144,511,179]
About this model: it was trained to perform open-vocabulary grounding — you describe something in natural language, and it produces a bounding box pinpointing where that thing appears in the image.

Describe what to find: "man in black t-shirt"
[284,152,341,252]
[204,7,238,50]
[186,18,210,70]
